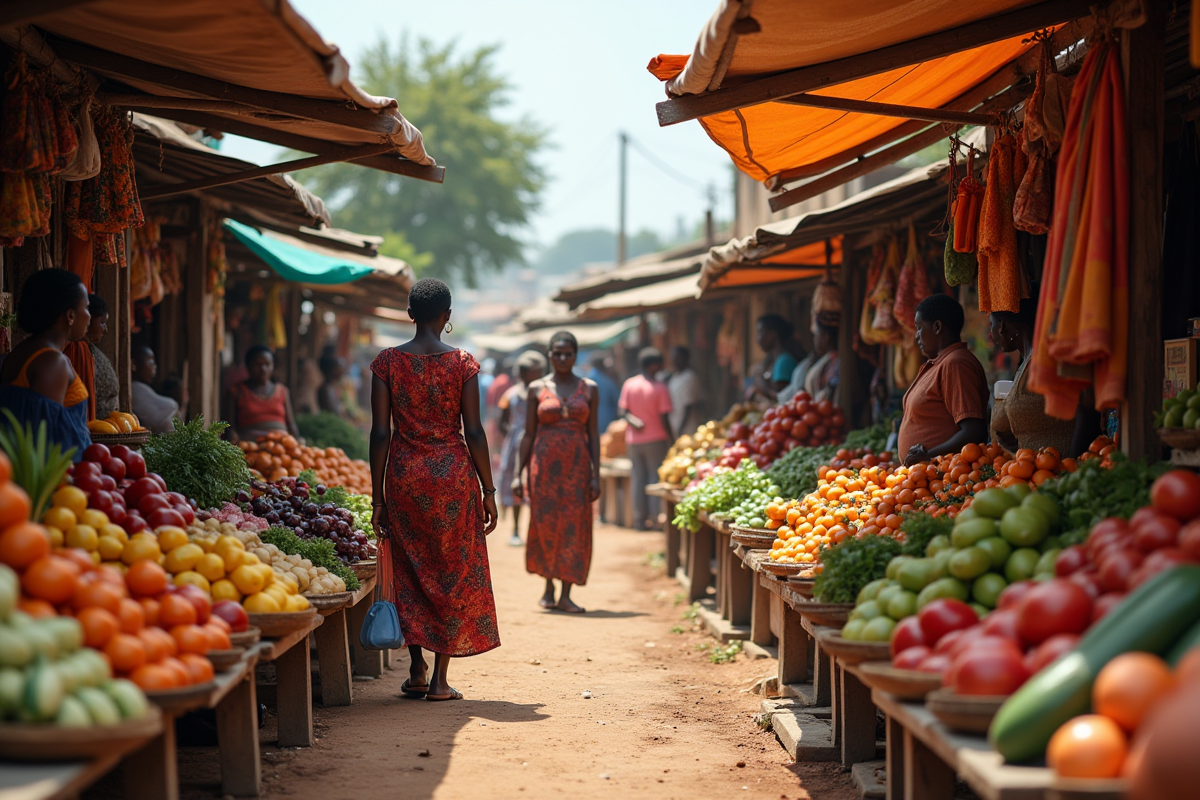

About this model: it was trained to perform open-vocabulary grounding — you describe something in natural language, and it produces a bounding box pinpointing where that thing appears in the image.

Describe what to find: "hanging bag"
[359,517,404,650]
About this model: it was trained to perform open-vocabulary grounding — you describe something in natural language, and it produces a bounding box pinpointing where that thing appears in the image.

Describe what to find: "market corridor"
[176,523,855,799]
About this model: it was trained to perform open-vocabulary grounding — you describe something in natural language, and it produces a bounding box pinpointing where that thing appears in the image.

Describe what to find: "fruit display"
[239,477,375,564]
[672,461,780,533]
[1036,449,1166,545]
[1157,386,1200,429]
[237,432,370,494]
[658,423,727,486]
[86,411,147,435]
[719,392,846,470]
[187,519,352,596]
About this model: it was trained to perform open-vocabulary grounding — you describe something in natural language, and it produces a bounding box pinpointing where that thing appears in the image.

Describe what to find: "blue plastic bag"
[359,600,403,650]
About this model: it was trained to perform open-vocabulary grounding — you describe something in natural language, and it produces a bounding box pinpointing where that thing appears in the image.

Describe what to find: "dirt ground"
[97,521,859,799]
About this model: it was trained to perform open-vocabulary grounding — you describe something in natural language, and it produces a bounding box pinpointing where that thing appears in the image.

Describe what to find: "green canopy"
[224,219,376,285]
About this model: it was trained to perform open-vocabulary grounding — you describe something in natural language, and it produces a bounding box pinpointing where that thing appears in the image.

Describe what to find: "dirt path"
[173,522,859,799]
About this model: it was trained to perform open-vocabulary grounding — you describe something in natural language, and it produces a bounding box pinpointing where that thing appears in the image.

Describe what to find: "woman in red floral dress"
[370,279,499,702]
[515,331,600,613]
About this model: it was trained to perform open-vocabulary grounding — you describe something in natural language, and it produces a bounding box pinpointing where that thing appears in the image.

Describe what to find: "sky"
[218,0,735,253]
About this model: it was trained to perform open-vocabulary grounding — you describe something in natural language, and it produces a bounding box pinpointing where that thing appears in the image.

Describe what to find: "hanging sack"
[60,99,101,181]
[359,597,404,651]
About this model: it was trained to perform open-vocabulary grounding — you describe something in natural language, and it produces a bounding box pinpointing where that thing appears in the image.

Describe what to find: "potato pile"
[187,520,348,595]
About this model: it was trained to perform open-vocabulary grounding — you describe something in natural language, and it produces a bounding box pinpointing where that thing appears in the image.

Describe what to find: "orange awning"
[706,239,836,291]
[650,0,1087,186]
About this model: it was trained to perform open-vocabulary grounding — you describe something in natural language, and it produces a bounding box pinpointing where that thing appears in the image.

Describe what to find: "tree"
[296,37,547,286]
[533,229,664,275]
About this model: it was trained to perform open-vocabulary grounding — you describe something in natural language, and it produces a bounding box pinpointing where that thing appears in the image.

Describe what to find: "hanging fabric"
[977,132,1023,313]
[1029,39,1129,418]
[894,223,931,332]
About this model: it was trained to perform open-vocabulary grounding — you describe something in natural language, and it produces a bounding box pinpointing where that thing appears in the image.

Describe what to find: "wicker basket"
[1159,427,1200,450]
[89,430,152,448]
[0,706,162,761]
[759,560,809,577]
[730,526,776,550]
[926,688,1007,734]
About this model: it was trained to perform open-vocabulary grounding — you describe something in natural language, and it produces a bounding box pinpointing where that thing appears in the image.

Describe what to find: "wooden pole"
[137,143,395,200]
[617,132,628,265]
[1121,7,1165,460]
[777,93,996,126]
[185,202,214,421]
[655,0,1092,126]
[837,245,856,421]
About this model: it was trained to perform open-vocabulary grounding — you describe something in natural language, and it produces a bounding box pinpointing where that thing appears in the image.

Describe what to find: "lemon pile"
[188,520,347,596]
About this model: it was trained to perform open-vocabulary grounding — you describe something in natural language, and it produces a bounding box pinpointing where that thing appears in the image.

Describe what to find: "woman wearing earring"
[369,278,500,702]
[514,331,600,613]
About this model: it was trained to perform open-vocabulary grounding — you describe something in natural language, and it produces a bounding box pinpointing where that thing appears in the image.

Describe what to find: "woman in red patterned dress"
[515,331,600,613]
[369,279,500,702]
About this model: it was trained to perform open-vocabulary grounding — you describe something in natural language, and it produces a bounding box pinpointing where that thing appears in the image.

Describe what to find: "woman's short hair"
[639,347,664,370]
[915,293,966,337]
[244,344,274,367]
[757,313,794,340]
[17,268,85,335]
[408,278,452,323]
[548,331,578,352]
[87,293,108,317]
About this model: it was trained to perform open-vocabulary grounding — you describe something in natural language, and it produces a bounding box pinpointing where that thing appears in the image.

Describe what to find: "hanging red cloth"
[1029,40,1129,419]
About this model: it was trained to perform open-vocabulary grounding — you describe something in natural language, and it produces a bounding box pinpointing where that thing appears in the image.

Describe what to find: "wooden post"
[903,729,955,800]
[185,203,214,421]
[215,670,261,796]
[314,608,353,706]
[664,503,681,578]
[777,605,809,687]
[348,596,383,678]
[885,715,906,800]
[123,713,178,800]
[687,523,714,602]
[728,556,753,627]
[839,666,877,767]
[750,575,774,646]
[117,237,132,413]
[1120,0,1165,460]
[838,246,856,420]
[274,637,314,746]
[813,641,832,706]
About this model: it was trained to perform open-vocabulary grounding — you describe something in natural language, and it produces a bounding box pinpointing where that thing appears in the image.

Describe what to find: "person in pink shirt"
[618,348,674,531]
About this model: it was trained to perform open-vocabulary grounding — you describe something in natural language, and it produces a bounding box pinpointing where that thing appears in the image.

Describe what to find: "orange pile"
[238,432,370,493]
[767,464,896,565]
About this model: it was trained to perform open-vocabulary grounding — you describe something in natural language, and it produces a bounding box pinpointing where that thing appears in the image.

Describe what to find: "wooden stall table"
[124,646,263,800]
[871,689,1056,800]
[313,575,379,705]
[691,515,753,641]
[256,612,325,751]
[646,483,683,578]
[599,458,633,527]
[0,717,162,800]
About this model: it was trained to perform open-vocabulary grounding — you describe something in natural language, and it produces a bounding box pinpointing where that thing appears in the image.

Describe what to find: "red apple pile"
[719,392,847,469]
[69,443,197,536]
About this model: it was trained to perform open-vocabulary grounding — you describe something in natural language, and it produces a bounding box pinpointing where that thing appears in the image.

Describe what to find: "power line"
[625,135,713,196]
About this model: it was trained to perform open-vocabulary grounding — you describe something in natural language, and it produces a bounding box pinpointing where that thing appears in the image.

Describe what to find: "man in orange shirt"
[899,294,989,466]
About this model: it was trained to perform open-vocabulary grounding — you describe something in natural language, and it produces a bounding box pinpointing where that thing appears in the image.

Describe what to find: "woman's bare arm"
[461,374,498,534]
[515,382,541,498]
[587,380,601,502]
[369,374,391,537]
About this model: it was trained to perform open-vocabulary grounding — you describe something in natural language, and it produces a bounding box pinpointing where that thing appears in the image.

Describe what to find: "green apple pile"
[1158,388,1200,430]
[840,485,1063,642]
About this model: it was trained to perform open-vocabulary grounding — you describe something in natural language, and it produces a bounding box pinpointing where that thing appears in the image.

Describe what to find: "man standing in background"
[619,348,673,531]
[665,346,702,439]
[585,352,620,434]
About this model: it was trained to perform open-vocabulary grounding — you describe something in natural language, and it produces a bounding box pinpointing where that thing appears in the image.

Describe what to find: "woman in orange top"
[223,345,299,443]
[0,268,93,458]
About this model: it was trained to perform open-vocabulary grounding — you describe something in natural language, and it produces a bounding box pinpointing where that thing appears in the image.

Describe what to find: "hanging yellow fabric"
[266,284,288,351]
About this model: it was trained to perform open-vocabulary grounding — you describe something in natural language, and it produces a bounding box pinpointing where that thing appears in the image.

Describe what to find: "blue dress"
[0,385,92,461]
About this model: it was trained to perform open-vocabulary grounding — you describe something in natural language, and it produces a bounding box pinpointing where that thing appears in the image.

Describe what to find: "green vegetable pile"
[765,444,837,499]
[673,461,780,532]
[840,413,897,454]
[142,417,251,511]
[1039,454,1168,545]
[296,412,368,461]
[260,526,360,591]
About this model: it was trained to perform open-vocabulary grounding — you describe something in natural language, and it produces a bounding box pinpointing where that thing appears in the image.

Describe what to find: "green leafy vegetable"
[295,412,368,461]
[813,534,902,603]
[259,526,360,591]
[673,461,780,532]
[764,444,838,499]
[1038,454,1168,545]
[142,416,251,510]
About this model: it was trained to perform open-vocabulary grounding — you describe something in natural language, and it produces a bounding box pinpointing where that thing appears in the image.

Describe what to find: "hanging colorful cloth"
[1029,40,1129,418]
[977,133,1023,313]
[64,105,144,262]
[893,223,931,333]
[868,237,904,344]
[953,149,984,253]
[266,284,288,351]
[858,245,887,345]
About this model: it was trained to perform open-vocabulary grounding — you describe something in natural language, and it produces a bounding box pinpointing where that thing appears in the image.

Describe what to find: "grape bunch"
[239,477,375,563]
[672,460,781,533]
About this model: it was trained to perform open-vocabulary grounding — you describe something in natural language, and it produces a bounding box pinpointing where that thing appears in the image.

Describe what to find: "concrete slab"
[743,641,776,660]
[851,760,887,799]
[779,681,816,705]
[772,710,838,762]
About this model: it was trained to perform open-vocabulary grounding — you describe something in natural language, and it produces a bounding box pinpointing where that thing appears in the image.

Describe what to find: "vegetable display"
[295,412,369,462]
[1037,452,1166,545]
[259,527,360,592]
[237,432,370,494]
[672,461,780,533]
[142,417,251,512]
[240,477,375,563]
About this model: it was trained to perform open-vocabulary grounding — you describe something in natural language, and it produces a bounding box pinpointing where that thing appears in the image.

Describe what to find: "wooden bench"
[599,458,634,527]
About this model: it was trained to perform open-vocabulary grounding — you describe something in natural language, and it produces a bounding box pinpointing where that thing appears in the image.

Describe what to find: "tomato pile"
[720,392,846,469]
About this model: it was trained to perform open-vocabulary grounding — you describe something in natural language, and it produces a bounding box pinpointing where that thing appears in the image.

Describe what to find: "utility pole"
[617,131,628,265]
[704,182,716,248]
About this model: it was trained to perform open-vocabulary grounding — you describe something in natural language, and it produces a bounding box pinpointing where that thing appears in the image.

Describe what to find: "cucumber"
[21,658,64,722]
[1167,617,1200,664]
[102,679,149,720]
[990,566,1200,763]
